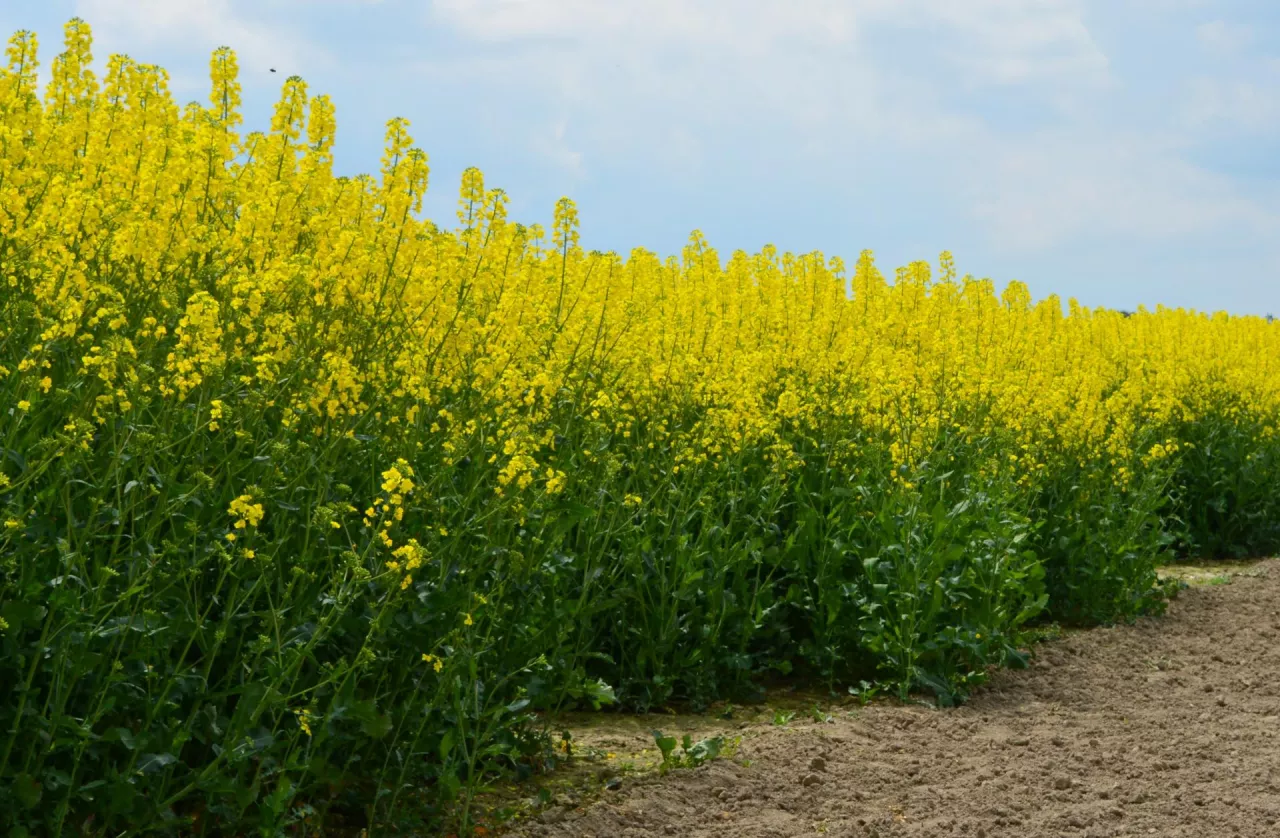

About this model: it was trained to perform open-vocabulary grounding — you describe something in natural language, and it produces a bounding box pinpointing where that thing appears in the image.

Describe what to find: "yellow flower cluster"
[228,494,265,534]
[367,459,415,549]
[293,707,314,737]
[3,18,1279,531]
[208,399,225,431]
[386,538,427,590]
[1142,439,1182,466]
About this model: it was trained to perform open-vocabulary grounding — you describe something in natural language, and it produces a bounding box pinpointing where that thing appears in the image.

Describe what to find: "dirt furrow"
[507,561,1280,838]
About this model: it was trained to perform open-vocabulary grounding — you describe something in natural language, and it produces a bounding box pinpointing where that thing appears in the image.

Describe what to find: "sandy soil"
[501,560,1280,838]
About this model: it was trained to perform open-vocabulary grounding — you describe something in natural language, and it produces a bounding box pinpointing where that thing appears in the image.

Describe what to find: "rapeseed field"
[3,19,1279,835]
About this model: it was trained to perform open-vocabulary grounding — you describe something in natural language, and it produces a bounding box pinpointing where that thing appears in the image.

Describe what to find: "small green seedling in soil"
[809,704,834,724]
[848,680,879,706]
[651,731,726,775]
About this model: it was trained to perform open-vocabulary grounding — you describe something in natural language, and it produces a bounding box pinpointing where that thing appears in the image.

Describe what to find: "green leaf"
[1016,592,1049,624]
[651,730,676,764]
[583,678,616,709]
[0,601,45,634]
[686,735,723,766]
[1005,647,1031,669]
[107,780,136,815]
[137,753,176,774]
[12,774,41,809]
[360,713,393,740]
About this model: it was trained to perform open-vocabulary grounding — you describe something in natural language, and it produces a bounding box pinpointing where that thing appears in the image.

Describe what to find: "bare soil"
[499,560,1280,838]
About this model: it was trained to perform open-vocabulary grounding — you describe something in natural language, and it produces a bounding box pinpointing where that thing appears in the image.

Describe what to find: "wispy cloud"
[75,0,327,91]
[1196,19,1255,54]
[426,0,1277,255]
[531,118,585,178]
[1182,76,1280,134]
[969,128,1279,250]
[430,0,858,51]
[421,0,1109,159]
[428,0,1108,92]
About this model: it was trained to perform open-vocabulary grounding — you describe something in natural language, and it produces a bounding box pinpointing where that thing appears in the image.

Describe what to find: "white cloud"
[424,0,1134,249]
[75,0,326,89]
[430,0,858,52]
[424,0,1107,157]
[1182,76,1280,134]
[1113,0,1211,12]
[969,129,1279,251]
[880,0,1109,86]
[430,0,1106,87]
[1196,20,1254,55]
[530,118,585,177]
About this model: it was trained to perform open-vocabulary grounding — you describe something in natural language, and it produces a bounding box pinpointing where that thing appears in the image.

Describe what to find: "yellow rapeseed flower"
[228,493,265,529]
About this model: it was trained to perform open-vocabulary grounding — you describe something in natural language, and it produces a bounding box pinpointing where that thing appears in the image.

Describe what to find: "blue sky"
[3,0,1279,315]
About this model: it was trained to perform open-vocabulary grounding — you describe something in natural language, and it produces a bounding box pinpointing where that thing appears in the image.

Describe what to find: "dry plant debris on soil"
[500,561,1280,838]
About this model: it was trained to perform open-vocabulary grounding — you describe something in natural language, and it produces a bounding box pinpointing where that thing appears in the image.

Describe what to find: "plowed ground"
[503,561,1280,838]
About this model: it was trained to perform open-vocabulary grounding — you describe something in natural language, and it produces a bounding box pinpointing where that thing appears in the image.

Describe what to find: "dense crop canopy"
[2,19,1279,835]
